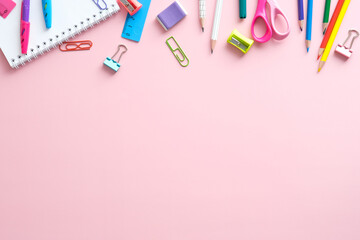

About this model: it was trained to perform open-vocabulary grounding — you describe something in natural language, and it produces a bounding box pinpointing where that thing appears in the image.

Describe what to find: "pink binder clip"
[335,29,359,59]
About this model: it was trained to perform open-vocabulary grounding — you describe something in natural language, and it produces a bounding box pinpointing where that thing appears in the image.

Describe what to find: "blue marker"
[42,0,52,28]
[305,0,313,52]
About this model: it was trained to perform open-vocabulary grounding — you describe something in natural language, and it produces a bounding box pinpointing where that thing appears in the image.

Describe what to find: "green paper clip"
[165,36,189,67]
[227,29,254,54]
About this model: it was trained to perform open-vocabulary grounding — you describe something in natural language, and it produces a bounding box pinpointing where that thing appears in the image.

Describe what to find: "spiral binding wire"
[11,4,119,69]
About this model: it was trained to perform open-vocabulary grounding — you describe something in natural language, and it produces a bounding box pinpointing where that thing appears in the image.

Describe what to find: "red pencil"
[317,0,345,60]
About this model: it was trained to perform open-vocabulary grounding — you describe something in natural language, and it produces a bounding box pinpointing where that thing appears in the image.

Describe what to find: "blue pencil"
[306,0,313,52]
[298,0,304,31]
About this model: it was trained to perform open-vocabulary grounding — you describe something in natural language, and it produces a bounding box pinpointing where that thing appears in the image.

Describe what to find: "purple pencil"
[298,0,304,31]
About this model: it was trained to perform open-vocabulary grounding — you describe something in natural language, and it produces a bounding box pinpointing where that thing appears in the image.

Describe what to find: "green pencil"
[323,0,331,34]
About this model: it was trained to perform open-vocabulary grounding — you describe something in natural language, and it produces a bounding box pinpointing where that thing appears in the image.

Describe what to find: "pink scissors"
[251,0,290,43]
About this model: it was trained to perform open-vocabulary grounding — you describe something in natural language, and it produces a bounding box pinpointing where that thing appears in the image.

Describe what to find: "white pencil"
[211,0,223,54]
[199,0,206,32]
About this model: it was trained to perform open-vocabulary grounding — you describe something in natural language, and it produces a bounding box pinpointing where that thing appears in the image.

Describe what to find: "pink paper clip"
[335,29,359,59]
[0,0,16,19]
[59,40,93,52]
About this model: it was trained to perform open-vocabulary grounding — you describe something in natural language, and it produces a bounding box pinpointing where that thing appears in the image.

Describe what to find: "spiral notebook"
[0,0,120,68]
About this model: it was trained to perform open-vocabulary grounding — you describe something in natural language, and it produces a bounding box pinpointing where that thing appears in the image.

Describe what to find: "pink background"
[1,0,360,239]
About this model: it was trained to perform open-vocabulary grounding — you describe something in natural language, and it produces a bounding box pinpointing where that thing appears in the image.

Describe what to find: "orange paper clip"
[59,40,93,52]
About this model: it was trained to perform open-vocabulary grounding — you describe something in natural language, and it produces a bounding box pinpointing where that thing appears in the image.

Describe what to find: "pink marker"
[20,0,30,54]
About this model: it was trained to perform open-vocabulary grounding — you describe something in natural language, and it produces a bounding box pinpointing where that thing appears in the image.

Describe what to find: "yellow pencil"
[318,0,351,72]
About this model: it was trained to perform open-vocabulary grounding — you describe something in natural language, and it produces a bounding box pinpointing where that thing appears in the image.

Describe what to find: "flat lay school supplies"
[104,44,128,72]
[306,0,313,52]
[298,0,304,31]
[0,0,355,73]
[318,0,351,72]
[251,0,290,43]
[335,29,358,59]
[166,36,189,67]
[59,40,93,52]
[0,0,120,68]
[157,1,187,31]
[323,0,331,34]
[227,29,253,53]
[117,0,142,15]
[199,0,205,32]
[20,0,30,54]
[239,0,246,19]
[42,0,52,28]
[211,0,223,53]
[317,0,345,59]
[0,0,16,19]
[122,0,151,42]
[93,0,108,10]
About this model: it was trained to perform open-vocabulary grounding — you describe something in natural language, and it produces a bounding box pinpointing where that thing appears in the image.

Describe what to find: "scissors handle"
[251,0,273,43]
[251,0,290,43]
[268,0,290,40]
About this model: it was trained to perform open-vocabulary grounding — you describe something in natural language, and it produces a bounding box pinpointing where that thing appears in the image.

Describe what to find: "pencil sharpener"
[117,0,142,15]
[227,29,254,54]
[104,57,121,72]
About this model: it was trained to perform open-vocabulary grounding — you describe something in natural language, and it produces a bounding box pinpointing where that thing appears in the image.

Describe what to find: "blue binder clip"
[103,44,128,72]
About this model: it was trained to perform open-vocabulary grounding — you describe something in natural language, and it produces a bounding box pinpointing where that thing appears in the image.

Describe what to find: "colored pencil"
[298,0,304,31]
[318,0,351,72]
[317,0,345,59]
[199,0,206,32]
[239,0,246,19]
[211,0,223,54]
[323,0,331,34]
[306,0,313,52]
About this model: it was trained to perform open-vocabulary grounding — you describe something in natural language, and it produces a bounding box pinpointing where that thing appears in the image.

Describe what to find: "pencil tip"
[318,68,322,73]
[211,50,213,54]
[307,48,310,53]
[300,27,303,31]
[317,55,320,60]
[202,27,204,32]
[323,29,326,35]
